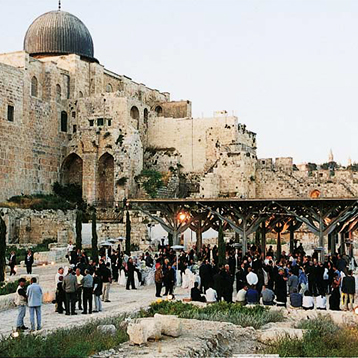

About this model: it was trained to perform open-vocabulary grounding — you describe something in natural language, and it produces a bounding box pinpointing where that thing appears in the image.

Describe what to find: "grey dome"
[24,10,96,61]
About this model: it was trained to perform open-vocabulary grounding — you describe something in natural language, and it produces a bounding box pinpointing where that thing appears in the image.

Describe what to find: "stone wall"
[256,158,358,198]
[0,207,76,245]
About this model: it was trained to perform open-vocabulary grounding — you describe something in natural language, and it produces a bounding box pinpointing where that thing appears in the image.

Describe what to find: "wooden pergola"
[128,198,358,258]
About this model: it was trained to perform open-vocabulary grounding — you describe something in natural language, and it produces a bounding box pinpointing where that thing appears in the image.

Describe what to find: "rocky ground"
[3,264,358,357]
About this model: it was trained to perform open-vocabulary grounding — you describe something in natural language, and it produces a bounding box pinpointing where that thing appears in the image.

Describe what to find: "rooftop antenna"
[58,0,61,11]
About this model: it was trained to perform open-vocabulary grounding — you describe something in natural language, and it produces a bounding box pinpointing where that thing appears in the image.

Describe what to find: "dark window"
[97,118,104,126]
[72,112,76,118]
[107,119,112,126]
[155,106,163,116]
[7,105,14,122]
[61,111,68,132]
[79,91,84,98]
[73,125,77,133]
[89,120,94,127]
[31,76,38,97]
[56,84,61,102]
[144,108,149,122]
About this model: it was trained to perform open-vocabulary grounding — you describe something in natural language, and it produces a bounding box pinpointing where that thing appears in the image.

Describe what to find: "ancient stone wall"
[1,207,76,245]
[256,158,358,198]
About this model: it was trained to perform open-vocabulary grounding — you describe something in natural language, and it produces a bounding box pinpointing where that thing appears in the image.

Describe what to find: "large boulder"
[258,328,304,343]
[154,313,182,337]
[97,325,117,336]
[143,318,162,340]
[127,322,147,345]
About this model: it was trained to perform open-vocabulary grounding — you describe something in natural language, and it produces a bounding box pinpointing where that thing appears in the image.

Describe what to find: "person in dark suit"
[163,264,175,296]
[25,249,34,274]
[342,270,356,311]
[9,251,16,276]
[199,260,212,293]
[191,282,206,302]
[126,258,136,290]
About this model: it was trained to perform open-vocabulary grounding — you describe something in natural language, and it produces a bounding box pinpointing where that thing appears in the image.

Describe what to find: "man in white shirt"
[236,285,248,304]
[205,286,218,303]
[246,268,258,286]
[55,267,64,285]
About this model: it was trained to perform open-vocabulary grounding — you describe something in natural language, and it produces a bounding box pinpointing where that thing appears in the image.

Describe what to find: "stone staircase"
[272,168,303,197]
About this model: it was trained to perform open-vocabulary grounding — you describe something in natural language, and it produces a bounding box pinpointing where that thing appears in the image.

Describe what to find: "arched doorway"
[97,153,114,206]
[61,153,83,192]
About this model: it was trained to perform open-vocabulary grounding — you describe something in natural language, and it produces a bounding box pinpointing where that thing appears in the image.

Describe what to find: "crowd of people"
[13,239,358,332]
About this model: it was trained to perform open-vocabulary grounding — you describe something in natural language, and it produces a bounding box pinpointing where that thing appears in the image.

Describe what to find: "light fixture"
[51,262,55,265]
[12,331,19,338]
[42,264,46,267]
[178,212,187,222]
[354,306,358,315]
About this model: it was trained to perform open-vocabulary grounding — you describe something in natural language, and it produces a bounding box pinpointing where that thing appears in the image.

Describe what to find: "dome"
[24,10,96,61]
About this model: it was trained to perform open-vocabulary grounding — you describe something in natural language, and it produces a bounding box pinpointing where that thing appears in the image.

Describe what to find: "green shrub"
[0,315,128,357]
[141,301,284,329]
[265,315,358,357]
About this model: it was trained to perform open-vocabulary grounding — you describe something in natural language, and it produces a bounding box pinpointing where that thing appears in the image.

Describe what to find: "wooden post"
[261,222,266,256]
[277,231,282,258]
[242,218,247,255]
[289,227,295,254]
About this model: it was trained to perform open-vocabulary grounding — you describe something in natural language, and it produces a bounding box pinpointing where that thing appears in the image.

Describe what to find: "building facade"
[0,8,357,207]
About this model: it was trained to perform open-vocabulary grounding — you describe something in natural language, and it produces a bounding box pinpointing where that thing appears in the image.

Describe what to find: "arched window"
[31,76,38,97]
[61,111,68,133]
[155,106,163,116]
[78,91,84,98]
[130,106,139,120]
[106,84,113,93]
[56,84,61,102]
[144,108,149,122]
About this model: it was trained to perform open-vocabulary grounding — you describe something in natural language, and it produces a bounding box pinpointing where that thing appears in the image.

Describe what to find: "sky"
[1,0,358,165]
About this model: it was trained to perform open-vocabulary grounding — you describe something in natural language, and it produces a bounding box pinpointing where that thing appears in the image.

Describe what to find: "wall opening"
[7,105,14,122]
[61,111,68,132]
[97,153,115,206]
[106,84,113,93]
[56,84,61,102]
[61,153,83,193]
[31,76,38,97]
[144,108,149,122]
[155,106,163,116]
[130,106,140,129]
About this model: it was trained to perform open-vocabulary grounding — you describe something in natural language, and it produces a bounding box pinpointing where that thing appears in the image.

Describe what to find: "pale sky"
[1,0,358,165]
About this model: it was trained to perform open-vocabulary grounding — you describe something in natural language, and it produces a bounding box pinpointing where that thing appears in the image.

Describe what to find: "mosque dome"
[24,10,96,61]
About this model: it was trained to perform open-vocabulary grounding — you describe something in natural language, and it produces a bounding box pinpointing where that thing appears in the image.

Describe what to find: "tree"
[218,223,225,267]
[0,213,6,282]
[91,210,98,263]
[75,209,83,251]
[125,210,131,255]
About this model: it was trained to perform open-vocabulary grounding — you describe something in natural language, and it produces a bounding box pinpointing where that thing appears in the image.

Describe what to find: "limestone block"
[127,322,147,345]
[258,328,304,343]
[141,318,162,340]
[154,313,182,337]
[97,324,117,336]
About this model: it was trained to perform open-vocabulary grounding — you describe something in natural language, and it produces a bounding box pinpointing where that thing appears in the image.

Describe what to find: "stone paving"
[2,263,189,337]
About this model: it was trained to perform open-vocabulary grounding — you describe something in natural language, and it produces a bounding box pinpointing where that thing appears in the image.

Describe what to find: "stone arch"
[106,83,113,93]
[56,84,61,102]
[31,76,38,97]
[155,105,163,116]
[130,106,140,130]
[97,153,115,206]
[61,153,83,191]
[310,189,321,198]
